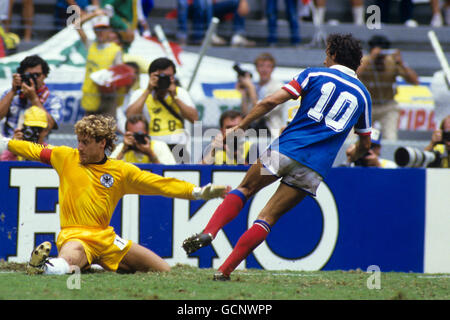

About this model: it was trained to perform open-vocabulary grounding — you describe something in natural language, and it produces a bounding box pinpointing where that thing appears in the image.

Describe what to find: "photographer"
[110,114,176,164]
[126,57,198,163]
[0,55,62,139]
[345,128,397,168]
[1,106,50,161]
[201,110,257,165]
[235,53,287,138]
[424,115,450,168]
[357,35,419,141]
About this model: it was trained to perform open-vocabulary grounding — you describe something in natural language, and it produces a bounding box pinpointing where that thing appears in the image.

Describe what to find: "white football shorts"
[259,148,323,196]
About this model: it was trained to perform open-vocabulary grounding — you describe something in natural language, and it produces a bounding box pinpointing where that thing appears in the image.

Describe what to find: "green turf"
[0,262,448,300]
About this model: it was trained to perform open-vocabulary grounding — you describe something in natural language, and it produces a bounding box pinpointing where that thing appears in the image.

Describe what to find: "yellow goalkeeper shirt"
[8,140,196,229]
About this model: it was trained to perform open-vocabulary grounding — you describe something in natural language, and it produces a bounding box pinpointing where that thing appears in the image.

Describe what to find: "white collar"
[330,64,357,78]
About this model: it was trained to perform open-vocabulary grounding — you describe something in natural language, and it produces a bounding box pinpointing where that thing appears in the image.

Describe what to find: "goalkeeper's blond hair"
[74,115,117,153]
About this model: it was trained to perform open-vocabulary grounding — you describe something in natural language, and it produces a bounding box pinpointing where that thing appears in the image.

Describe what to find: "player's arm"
[124,163,230,200]
[346,134,372,162]
[1,138,52,163]
[238,88,292,130]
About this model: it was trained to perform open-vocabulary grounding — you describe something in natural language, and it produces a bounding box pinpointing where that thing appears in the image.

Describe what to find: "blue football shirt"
[270,65,372,178]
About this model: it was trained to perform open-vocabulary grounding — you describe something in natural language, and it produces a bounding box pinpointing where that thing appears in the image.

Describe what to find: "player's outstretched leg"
[27,241,79,275]
[182,189,247,254]
[26,241,52,275]
[182,161,278,255]
[213,182,307,280]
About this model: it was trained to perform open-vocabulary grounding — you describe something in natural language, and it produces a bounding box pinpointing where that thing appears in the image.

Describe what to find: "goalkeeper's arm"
[0,137,49,163]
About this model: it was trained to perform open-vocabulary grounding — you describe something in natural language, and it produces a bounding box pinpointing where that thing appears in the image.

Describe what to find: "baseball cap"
[24,106,48,128]
[93,15,110,28]
[370,128,382,146]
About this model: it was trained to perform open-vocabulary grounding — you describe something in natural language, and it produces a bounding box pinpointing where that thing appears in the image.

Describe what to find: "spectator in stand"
[75,11,123,117]
[0,0,10,28]
[345,128,397,168]
[4,0,34,41]
[176,0,207,45]
[266,0,300,46]
[0,55,62,141]
[430,0,450,27]
[137,0,152,38]
[424,115,450,168]
[236,53,287,138]
[201,110,257,165]
[176,0,254,46]
[311,0,365,26]
[357,35,419,141]
[110,114,176,164]
[54,0,100,29]
[100,0,140,51]
[430,70,450,127]
[375,0,417,27]
[126,57,198,164]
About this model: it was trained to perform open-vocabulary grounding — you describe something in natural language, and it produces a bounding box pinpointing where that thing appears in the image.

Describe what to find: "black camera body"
[133,131,150,145]
[21,125,42,143]
[20,72,38,87]
[233,64,252,78]
[441,131,450,144]
[157,73,171,90]
[353,151,371,167]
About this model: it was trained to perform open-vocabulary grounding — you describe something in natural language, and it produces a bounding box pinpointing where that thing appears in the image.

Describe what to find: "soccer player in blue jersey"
[183,33,373,280]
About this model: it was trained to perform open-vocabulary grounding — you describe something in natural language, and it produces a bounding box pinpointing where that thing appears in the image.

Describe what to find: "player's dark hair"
[326,33,363,72]
[219,110,243,128]
[17,55,50,76]
[148,57,176,74]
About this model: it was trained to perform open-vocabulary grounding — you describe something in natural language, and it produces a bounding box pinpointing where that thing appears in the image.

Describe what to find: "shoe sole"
[213,273,230,281]
[182,233,212,254]
[27,241,51,275]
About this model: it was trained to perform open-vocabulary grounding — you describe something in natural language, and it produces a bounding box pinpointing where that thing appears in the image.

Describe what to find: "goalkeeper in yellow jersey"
[0,115,229,275]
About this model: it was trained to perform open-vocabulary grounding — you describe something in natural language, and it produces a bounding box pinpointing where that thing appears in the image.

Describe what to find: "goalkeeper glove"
[192,183,229,200]
[0,136,10,154]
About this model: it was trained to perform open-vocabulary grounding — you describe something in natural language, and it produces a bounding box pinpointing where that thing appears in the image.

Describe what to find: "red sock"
[219,220,271,277]
[203,189,247,238]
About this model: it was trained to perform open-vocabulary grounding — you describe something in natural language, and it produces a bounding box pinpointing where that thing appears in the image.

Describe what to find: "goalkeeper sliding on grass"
[0,115,229,275]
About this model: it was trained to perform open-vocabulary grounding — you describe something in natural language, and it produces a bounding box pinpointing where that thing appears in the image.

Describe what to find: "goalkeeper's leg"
[27,241,87,275]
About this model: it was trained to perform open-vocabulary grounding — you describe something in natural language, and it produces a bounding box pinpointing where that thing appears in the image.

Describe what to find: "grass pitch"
[0,262,448,300]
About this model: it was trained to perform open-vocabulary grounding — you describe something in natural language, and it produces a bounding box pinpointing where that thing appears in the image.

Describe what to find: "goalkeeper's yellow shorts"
[56,226,132,271]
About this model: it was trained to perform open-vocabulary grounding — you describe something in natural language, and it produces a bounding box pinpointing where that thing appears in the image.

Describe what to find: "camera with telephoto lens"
[394,147,442,168]
[233,64,252,78]
[133,131,150,145]
[21,125,42,143]
[20,72,38,87]
[157,73,171,90]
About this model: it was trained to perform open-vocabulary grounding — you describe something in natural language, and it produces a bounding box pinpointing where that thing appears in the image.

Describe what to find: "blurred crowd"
[0,0,449,168]
[3,1,450,49]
